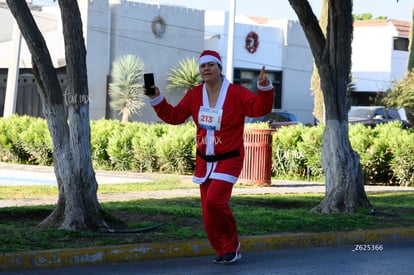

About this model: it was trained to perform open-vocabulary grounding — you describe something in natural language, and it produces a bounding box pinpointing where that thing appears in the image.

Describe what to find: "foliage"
[18,117,53,165]
[244,122,270,129]
[90,119,118,169]
[297,124,324,179]
[131,123,166,172]
[353,13,387,20]
[382,69,414,124]
[0,115,41,163]
[106,122,138,171]
[2,116,414,186]
[167,57,202,92]
[349,123,376,182]
[156,122,196,174]
[349,122,414,185]
[272,125,307,179]
[108,54,146,122]
[387,125,414,186]
[361,124,395,184]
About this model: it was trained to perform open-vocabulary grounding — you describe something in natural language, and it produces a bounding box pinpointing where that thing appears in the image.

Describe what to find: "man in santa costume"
[145,50,274,264]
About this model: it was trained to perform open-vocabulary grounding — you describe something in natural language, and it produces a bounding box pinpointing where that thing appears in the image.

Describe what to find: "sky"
[32,0,413,21]
[143,0,413,21]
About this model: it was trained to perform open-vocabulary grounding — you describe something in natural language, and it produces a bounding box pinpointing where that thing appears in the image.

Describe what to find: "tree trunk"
[289,0,372,213]
[7,0,108,230]
[121,109,130,123]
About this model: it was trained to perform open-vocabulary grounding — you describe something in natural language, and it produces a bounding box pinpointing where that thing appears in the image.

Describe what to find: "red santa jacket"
[150,78,274,184]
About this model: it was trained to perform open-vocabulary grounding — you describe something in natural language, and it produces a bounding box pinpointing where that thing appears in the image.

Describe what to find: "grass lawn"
[0,177,413,253]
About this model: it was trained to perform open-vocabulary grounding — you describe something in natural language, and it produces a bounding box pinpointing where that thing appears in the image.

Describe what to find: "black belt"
[196,150,240,162]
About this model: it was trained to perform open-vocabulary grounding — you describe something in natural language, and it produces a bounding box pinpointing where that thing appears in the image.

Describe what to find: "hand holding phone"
[144,73,155,96]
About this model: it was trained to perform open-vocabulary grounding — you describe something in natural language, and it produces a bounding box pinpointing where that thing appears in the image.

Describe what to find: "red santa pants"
[200,178,239,256]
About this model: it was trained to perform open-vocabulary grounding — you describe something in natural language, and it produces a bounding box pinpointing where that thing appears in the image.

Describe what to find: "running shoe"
[212,255,224,263]
[223,242,241,264]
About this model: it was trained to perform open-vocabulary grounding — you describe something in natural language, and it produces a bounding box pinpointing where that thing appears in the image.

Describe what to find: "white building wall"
[352,25,393,92]
[82,0,111,120]
[392,50,409,82]
[0,8,64,69]
[352,23,408,92]
[233,23,283,71]
[107,1,204,122]
[205,12,314,124]
[281,21,314,124]
[0,4,409,125]
[0,0,204,123]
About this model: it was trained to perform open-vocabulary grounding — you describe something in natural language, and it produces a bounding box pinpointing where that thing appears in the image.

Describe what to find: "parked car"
[348,106,412,128]
[245,109,301,129]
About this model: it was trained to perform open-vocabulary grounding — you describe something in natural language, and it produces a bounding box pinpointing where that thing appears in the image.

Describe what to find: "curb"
[1,227,414,271]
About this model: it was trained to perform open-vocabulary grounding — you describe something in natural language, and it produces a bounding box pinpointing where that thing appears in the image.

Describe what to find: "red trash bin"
[239,129,274,185]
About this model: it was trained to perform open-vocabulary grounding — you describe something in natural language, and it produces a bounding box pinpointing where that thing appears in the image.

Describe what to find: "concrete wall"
[205,12,314,124]
[0,7,64,68]
[0,2,409,125]
[104,1,204,122]
[352,22,409,92]
[0,0,204,123]
[82,0,111,120]
[281,21,313,124]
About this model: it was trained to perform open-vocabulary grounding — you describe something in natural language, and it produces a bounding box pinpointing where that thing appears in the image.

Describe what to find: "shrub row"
[1,115,413,186]
[271,122,414,186]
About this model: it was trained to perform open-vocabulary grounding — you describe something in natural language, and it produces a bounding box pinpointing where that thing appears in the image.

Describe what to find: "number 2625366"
[352,244,383,252]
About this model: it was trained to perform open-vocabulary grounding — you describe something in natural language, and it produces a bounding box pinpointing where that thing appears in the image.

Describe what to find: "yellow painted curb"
[0,240,214,271]
[241,227,414,251]
[1,227,414,271]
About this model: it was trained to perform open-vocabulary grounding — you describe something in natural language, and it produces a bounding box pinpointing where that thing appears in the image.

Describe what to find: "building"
[351,19,410,105]
[204,11,314,124]
[0,0,410,125]
[0,0,205,122]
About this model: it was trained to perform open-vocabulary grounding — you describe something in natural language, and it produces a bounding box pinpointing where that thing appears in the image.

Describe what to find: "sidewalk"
[1,163,414,271]
[2,162,413,207]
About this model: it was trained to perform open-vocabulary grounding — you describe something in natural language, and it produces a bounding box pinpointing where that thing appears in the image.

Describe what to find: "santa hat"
[198,50,222,67]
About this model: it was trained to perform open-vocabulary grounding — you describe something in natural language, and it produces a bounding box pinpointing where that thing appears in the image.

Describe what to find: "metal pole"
[4,20,22,117]
[225,0,236,82]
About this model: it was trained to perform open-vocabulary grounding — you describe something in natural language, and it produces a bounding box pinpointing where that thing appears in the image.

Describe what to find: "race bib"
[198,106,223,131]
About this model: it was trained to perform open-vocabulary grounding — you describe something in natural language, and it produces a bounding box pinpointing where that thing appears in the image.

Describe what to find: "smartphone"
[144,73,155,96]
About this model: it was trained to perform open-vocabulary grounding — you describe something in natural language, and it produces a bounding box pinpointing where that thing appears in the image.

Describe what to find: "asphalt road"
[6,239,414,275]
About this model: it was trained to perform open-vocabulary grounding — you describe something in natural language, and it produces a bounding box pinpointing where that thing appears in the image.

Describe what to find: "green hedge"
[1,115,413,186]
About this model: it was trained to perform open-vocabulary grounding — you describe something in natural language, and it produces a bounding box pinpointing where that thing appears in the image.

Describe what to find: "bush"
[90,119,118,169]
[272,125,307,179]
[349,123,378,184]
[131,123,165,172]
[156,122,195,174]
[106,122,138,171]
[297,124,324,180]
[1,116,414,186]
[19,117,52,165]
[0,115,33,163]
[362,123,396,184]
[386,123,414,186]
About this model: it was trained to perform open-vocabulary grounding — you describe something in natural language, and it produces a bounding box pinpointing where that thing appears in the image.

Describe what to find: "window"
[393,37,409,51]
[233,68,282,109]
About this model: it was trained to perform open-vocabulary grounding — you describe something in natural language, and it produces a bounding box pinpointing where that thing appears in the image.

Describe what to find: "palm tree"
[109,54,145,123]
[167,57,201,92]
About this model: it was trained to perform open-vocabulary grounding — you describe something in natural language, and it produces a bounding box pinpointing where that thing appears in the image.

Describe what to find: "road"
[6,239,414,275]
